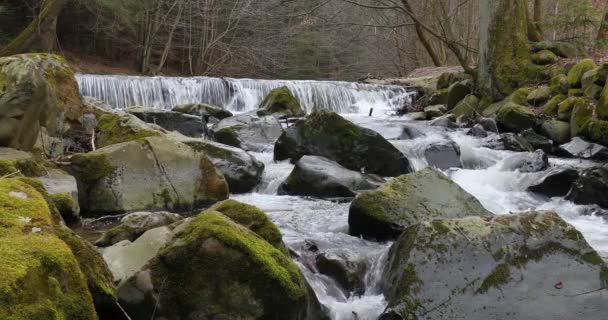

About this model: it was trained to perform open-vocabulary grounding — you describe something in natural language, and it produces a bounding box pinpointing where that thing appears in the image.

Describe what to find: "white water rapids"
[77,75,608,320]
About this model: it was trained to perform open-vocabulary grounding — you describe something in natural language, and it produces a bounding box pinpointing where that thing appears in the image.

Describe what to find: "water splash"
[76,74,413,114]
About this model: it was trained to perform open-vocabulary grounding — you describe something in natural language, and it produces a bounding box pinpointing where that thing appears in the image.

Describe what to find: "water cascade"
[76,74,413,113]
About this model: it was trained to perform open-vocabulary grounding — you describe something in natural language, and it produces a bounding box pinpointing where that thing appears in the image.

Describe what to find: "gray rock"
[382,211,608,320]
[528,168,579,197]
[500,150,549,173]
[559,137,608,160]
[540,120,571,145]
[566,167,608,208]
[467,124,488,137]
[526,86,552,105]
[172,103,233,120]
[447,81,471,110]
[127,107,208,138]
[95,211,182,247]
[213,112,283,151]
[407,112,427,121]
[423,141,462,170]
[477,117,499,133]
[315,249,368,295]
[520,129,553,153]
[429,114,457,128]
[482,133,534,152]
[399,124,425,140]
[349,168,491,240]
[37,169,80,222]
[423,105,446,119]
[278,156,384,198]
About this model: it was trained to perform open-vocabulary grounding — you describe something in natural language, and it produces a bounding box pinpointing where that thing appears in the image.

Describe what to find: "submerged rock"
[127,107,209,138]
[95,211,182,247]
[68,136,229,216]
[566,167,608,208]
[528,168,579,197]
[500,150,549,173]
[275,111,410,176]
[482,133,534,152]
[349,168,490,240]
[399,124,425,140]
[258,86,306,117]
[558,137,608,160]
[214,112,283,151]
[423,140,462,170]
[382,211,608,320]
[278,155,384,198]
[423,105,446,119]
[429,114,457,128]
[315,249,368,295]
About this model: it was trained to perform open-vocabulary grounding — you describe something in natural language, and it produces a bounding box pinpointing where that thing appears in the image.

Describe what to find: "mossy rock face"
[531,50,558,65]
[550,74,570,94]
[257,86,305,117]
[496,103,535,133]
[532,41,586,59]
[581,118,608,147]
[482,88,530,117]
[598,81,608,120]
[451,95,480,121]
[97,111,165,148]
[540,120,571,145]
[436,72,472,90]
[382,211,608,319]
[274,110,410,176]
[423,105,446,119]
[210,199,286,252]
[67,137,228,216]
[348,168,490,240]
[526,86,552,105]
[120,212,325,320]
[557,97,591,123]
[0,54,83,151]
[172,103,233,120]
[542,94,567,116]
[569,98,595,137]
[428,88,449,105]
[568,59,597,88]
[447,81,471,110]
[0,178,53,237]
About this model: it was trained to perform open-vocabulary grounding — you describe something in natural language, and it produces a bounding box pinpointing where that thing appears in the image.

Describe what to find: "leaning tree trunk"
[0,0,69,57]
[401,0,443,67]
[478,0,531,100]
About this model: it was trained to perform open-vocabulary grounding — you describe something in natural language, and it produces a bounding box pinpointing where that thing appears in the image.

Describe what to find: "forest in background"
[1,0,607,80]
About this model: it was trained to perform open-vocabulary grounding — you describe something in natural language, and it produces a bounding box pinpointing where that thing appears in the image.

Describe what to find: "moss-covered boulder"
[173,103,233,120]
[482,133,534,152]
[118,211,326,320]
[549,74,570,94]
[532,41,586,59]
[436,72,472,90]
[213,112,283,151]
[172,135,264,193]
[96,111,165,148]
[451,94,480,121]
[598,81,608,120]
[0,147,48,177]
[258,86,305,118]
[348,168,490,240]
[542,94,567,115]
[0,54,84,151]
[569,98,595,137]
[278,155,384,199]
[531,50,558,65]
[423,105,446,119]
[540,119,571,145]
[67,136,229,216]
[581,118,608,147]
[36,169,80,222]
[482,88,530,117]
[568,59,597,88]
[496,103,535,133]
[382,211,608,319]
[557,97,586,122]
[427,88,448,105]
[274,111,410,176]
[526,86,552,105]
[447,81,471,110]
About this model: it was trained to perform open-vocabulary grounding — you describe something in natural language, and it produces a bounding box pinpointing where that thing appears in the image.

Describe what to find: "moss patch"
[97,113,160,147]
[568,59,596,87]
[581,118,608,146]
[258,86,305,117]
[68,152,115,184]
[477,263,511,294]
[214,126,243,148]
[0,178,52,237]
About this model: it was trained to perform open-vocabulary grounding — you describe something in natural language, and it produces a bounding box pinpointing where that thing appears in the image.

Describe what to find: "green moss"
[214,126,243,148]
[0,160,19,176]
[557,97,589,122]
[477,263,511,294]
[531,50,558,65]
[568,88,583,97]
[0,178,52,237]
[97,113,160,147]
[396,264,422,317]
[431,220,451,234]
[258,86,304,117]
[0,234,97,320]
[49,193,76,219]
[568,59,596,87]
[301,110,361,140]
[209,200,285,252]
[496,103,535,132]
[15,159,46,177]
[542,94,567,116]
[69,152,115,183]
[581,118,608,146]
[549,74,570,94]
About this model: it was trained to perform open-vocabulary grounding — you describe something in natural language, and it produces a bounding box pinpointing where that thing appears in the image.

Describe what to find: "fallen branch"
[0,170,21,179]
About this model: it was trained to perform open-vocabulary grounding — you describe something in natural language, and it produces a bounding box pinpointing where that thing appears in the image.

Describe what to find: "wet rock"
[127,106,208,138]
[172,134,265,193]
[429,114,457,128]
[466,124,488,137]
[496,103,535,133]
[528,169,579,197]
[117,211,327,320]
[423,141,462,170]
[315,249,368,295]
[257,86,306,117]
[558,137,608,160]
[214,112,283,151]
[349,168,490,240]
[378,310,403,320]
[95,211,182,247]
[67,136,229,216]
[477,117,499,133]
[482,133,534,152]
[37,169,80,222]
[275,111,410,176]
[447,81,471,110]
[423,105,446,119]
[451,94,481,121]
[399,124,425,140]
[566,167,608,208]
[382,211,608,320]
[279,156,384,198]
[519,129,553,153]
[500,150,549,173]
[540,119,571,145]
[407,112,427,121]
[173,103,233,120]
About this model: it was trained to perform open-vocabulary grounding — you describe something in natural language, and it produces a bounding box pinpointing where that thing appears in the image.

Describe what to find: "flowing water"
[77,75,608,320]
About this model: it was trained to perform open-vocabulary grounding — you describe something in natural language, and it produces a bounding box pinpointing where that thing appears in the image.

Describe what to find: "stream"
[76,74,608,320]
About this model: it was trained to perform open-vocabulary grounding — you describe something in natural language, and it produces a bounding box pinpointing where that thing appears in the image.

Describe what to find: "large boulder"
[580,118,608,147]
[540,119,570,145]
[258,86,306,117]
[173,103,233,120]
[172,135,264,193]
[96,111,166,148]
[274,111,410,176]
[383,211,608,320]
[67,136,229,216]
[278,155,384,198]
[423,140,462,170]
[0,54,84,151]
[558,137,608,160]
[127,107,208,138]
[528,168,579,197]
[117,211,326,320]
[348,168,491,240]
[568,59,597,87]
[450,94,480,121]
[531,50,558,65]
[566,167,608,208]
[496,103,535,133]
[519,129,553,153]
[213,112,283,151]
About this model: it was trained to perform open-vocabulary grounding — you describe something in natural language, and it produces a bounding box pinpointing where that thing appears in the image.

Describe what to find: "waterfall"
[75,74,414,114]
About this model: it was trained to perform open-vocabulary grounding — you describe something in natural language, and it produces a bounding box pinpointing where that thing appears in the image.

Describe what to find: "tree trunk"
[400,0,442,67]
[595,10,608,56]
[478,0,531,100]
[528,0,544,41]
[0,0,69,57]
